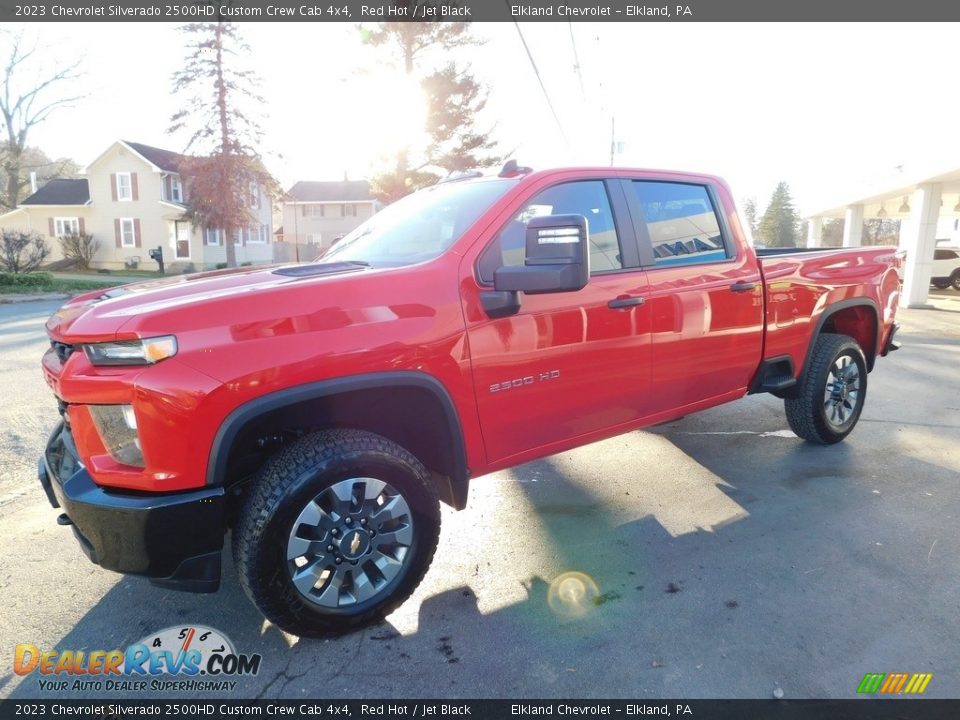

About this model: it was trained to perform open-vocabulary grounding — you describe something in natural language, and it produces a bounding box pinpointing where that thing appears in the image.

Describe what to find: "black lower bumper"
[39,421,226,593]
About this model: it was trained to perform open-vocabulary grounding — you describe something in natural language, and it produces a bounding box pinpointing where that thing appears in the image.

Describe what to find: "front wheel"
[233,429,441,637]
[951,271,960,291]
[785,333,867,444]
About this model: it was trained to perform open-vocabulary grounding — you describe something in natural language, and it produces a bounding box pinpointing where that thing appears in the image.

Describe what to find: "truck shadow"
[9,396,958,699]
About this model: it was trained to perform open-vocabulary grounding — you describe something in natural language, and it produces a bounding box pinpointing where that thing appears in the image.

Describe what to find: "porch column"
[806,217,823,248]
[900,183,942,308]
[842,205,863,247]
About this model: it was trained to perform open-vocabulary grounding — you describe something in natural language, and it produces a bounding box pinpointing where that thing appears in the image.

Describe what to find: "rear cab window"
[629,181,732,267]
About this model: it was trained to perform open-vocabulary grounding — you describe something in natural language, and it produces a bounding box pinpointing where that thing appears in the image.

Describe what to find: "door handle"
[729,282,758,293]
[608,296,645,309]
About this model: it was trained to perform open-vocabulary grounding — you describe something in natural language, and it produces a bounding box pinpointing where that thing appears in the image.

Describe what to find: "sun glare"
[348,71,428,160]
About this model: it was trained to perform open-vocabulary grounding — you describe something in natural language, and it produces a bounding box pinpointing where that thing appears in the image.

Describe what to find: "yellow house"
[0,140,274,271]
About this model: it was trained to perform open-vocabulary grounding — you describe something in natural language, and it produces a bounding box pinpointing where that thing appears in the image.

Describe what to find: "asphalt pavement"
[0,293,958,700]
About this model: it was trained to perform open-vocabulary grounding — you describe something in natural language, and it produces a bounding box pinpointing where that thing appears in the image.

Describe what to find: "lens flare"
[547,571,600,619]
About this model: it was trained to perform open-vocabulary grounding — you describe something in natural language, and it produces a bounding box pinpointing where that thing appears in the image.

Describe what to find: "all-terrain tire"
[233,429,441,637]
[785,333,867,445]
[951,270,960,291]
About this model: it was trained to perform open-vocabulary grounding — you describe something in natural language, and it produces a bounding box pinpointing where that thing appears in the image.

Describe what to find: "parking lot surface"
[1,293,958,699]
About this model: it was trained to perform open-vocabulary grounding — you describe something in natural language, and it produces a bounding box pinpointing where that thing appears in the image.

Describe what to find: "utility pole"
[610,116,615,166]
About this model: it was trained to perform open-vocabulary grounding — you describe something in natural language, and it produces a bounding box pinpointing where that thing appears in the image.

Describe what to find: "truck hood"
[45,262,370,342]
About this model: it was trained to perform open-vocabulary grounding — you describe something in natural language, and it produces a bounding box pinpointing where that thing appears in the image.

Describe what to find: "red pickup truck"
[39,165,902,636]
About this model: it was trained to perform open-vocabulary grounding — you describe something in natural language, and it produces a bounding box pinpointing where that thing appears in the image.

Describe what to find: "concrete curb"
[0,292,68,305]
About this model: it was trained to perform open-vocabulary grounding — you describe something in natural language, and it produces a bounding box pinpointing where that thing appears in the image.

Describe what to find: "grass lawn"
[0,272,123,295]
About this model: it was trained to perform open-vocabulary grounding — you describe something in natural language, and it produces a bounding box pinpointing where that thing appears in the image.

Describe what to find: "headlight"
[88,404,144,467]
[83,336,177,366]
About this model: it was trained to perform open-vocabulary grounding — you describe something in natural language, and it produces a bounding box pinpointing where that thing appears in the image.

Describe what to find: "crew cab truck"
[39,165,902,637]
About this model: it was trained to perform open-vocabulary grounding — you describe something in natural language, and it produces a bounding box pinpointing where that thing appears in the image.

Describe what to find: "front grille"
[57,398,71,428]
[51,341,76,363]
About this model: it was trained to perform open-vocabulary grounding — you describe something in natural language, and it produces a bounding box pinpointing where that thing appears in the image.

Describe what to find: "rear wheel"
[233,429,441,637]
[785,334,867,444]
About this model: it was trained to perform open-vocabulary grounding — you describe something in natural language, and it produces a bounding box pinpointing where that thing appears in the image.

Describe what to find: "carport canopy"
[806,165,960,308]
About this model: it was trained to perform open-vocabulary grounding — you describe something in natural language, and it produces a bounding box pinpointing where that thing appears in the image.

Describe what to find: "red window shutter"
[133,219,142,247]
[78,218,85,235]
[164,176,171,201]
[110,174,117,201]
[114,219,121,248]
[131,173,139,201]
[48,218,55,236]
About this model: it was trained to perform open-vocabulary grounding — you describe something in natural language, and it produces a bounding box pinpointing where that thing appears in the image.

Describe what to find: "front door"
[463,177,652,465]
[174,221,191,260]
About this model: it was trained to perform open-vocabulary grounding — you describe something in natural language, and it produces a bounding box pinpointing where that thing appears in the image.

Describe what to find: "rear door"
[462,176,652,464]
[624,178,764,412]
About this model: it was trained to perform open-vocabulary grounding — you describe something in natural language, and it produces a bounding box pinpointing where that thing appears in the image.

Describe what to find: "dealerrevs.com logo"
[14,625,262,693]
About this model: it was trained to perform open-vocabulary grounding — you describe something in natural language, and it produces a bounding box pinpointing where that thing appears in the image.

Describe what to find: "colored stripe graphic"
[857,673,885,693]
[858,672,932,694]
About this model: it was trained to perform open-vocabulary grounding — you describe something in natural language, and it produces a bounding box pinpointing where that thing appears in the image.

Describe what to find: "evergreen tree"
[757,182,801,248]
[363,19,502,203]
[742,197,758,238]
[168,22,274,267]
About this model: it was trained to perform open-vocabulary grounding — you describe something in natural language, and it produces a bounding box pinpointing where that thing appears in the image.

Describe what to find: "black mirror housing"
[493,214,589,295]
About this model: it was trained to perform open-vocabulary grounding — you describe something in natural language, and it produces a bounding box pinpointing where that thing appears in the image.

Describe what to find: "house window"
[170,176,183,203]
[120,218,136,247]
[55,218,80,237]
[301,204,324,217]
[247,225,266,244]
[205,228,221,246]
[305,233,322,245]
[234,228,244,246]
[259,223,270,244]
[116,173,132,201]
[343,204,357,217]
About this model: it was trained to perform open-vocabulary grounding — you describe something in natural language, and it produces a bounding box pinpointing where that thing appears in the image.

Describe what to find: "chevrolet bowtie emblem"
[350,532,361,556]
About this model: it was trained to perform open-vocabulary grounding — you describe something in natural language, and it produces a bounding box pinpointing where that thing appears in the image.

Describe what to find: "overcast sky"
[8,22,960,215]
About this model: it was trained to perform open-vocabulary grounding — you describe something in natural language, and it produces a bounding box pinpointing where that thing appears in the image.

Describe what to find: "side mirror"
[494,214,590,294]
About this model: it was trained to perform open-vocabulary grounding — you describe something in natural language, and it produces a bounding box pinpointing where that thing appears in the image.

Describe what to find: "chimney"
[30,172,37,194]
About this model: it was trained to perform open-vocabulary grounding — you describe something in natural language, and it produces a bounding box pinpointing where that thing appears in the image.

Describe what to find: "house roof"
[122,141,184,173]
[21,179,90,206]
[287,181,374,202]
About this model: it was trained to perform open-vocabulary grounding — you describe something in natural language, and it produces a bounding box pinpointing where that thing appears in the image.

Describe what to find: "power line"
[511,20,570,149]
[568,22,586,99]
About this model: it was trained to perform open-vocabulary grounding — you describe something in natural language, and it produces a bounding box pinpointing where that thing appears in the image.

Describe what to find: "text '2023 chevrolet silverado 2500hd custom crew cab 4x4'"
[38,164,903,636]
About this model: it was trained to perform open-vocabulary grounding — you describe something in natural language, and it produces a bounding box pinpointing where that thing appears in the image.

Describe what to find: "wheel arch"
[800,298,880,377]
[207,372,470,509]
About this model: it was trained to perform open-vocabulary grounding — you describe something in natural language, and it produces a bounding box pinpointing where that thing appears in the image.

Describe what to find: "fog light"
[89,405,144,467]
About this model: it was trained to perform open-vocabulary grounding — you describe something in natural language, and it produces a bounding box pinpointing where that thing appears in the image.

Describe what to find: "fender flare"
[799,298,881,377]
[206,371,470,508]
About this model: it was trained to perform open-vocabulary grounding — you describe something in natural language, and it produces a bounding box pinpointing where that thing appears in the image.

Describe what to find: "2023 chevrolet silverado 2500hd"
[39,165,902,636]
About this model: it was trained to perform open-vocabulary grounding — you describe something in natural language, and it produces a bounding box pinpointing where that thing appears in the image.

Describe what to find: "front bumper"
[39,421,226,593]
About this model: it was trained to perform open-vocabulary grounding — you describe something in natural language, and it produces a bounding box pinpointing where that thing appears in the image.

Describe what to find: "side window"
[630,181,729,267]
[478,180,623,283]
[934,249,958,260]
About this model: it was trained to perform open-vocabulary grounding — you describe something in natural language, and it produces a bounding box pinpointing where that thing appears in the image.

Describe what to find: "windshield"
[320,179,515,267]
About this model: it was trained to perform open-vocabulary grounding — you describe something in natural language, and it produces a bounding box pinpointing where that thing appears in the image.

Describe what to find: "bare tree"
[169,22,274,268]
[0,31,83,210]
